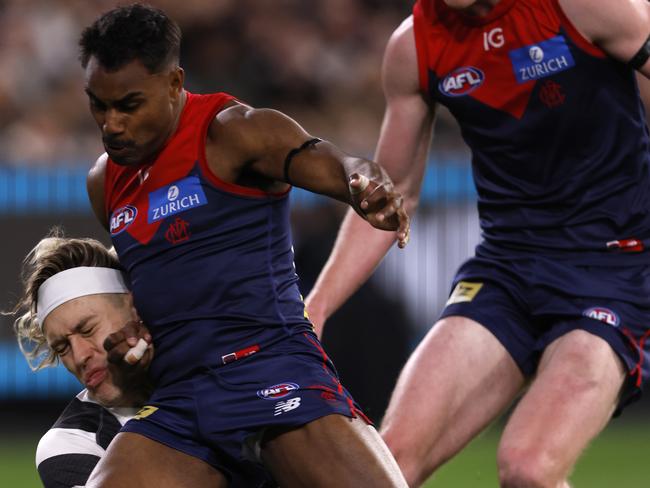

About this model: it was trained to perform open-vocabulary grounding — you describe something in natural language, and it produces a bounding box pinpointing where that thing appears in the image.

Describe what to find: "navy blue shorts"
[121,331,369,486]
[439,252,650,411]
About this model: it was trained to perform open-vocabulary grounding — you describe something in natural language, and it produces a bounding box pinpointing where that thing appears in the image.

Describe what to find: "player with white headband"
[9,235,151,487]
[36,265,147,365]
[8,234,227,487]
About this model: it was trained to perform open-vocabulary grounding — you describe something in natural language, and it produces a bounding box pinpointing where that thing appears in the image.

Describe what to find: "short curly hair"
[8,230,121,370]
[79,3,181,73]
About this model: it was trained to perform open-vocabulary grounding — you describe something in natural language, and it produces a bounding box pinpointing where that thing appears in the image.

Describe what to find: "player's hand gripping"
[349,172,410,248]
[104,320,154,368]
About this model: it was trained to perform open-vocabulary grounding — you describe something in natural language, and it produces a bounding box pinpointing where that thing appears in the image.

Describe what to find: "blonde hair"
[8,229,120,370]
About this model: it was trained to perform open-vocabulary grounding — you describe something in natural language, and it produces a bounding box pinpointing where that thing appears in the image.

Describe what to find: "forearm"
[289,141,389,205]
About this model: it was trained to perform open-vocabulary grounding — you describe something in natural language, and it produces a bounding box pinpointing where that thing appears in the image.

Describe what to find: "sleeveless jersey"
[105,92,312,384]
[413,0,650,263]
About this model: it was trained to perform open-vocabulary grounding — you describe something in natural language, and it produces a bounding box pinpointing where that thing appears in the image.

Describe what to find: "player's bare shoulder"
[383,16,420,99]
[87,153,109,229]
[206,101,309,168]
[209,102,295,142]
[559,0,650,69]
[206,101,260,150]
[385,16,415,66]
[88,153,108,181]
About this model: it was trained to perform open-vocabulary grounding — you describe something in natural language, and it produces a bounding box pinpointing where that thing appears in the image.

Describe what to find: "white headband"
[36,267,129,326]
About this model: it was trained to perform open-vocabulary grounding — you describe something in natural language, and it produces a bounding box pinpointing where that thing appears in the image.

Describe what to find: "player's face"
[43,293,139,407]
[84,58,184,166]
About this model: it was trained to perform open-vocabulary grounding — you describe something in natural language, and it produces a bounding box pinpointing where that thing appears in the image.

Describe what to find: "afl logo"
[583,307,620,327]
[257,382,299,400]
[167,185,179,201]
[439,67,485,97]
[110,205,137,235]
[529,46,544,63]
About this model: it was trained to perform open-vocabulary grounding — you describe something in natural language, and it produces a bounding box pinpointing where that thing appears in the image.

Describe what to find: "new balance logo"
[274,397,301,416]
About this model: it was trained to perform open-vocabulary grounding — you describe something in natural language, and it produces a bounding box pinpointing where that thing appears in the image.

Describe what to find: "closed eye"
[117,101,142,113]
[89,97,107,111]
[53,342,70,356]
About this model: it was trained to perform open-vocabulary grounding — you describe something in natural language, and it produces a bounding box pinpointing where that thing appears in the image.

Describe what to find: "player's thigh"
[499,329,626,481]
[86,432,228,488]
[261,414,407,488]
[380,317,525,478]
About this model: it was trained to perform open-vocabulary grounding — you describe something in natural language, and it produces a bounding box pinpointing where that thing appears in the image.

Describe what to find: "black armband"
[628,34,650,70]
[283,138,322,185]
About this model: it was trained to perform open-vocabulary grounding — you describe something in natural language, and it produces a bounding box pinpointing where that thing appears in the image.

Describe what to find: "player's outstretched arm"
[561,0,650,78]
[209,97,408,243]
[306,17,435,336]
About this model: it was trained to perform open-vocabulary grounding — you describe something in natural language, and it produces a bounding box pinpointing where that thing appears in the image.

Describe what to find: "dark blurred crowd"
[0,0,414,166]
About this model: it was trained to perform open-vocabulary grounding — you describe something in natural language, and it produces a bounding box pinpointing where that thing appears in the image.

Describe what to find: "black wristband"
[283,138,322,186]
[628,34,650,70]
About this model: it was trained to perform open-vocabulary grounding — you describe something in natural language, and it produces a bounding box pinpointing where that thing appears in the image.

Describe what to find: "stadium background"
[0,1,647,486]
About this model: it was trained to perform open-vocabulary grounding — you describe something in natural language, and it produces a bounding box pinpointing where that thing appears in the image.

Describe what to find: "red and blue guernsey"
[105,92,313,385]
[413,0,650,263]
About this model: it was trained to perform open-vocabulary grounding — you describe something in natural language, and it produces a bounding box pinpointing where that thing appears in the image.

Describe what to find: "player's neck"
[169,89,187,138]
[464,0,500,17]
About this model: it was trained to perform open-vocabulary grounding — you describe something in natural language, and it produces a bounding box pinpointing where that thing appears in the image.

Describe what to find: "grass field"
[1,422,648,487]
[424,421,649,487]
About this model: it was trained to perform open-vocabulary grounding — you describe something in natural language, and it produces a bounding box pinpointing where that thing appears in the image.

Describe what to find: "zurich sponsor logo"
[439,67,485,97]
[148,176,207,223]
[510,35,575,83]
[257,382,300,400]
[110,205,138,235]
[583,307,620,327]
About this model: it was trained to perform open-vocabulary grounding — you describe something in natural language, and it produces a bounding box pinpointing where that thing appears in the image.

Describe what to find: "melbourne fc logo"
[110,205,137,235]
[539,80,566,108]
[439,67,485,97]
[165,217,191,245]
[583,307,620,327]
[257,382,300,400]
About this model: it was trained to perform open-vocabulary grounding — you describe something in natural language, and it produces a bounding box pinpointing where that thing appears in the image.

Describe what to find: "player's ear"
[169,66,184,100]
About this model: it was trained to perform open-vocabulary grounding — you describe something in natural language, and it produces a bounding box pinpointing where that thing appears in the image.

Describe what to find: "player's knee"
[497,444,560,488]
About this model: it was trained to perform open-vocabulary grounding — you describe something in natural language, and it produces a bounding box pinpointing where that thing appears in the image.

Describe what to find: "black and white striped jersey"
[36,390,138,488]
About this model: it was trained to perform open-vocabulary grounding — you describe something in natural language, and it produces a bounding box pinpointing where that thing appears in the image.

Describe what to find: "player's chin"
[107,148,142,167]
[90,381,124,407]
